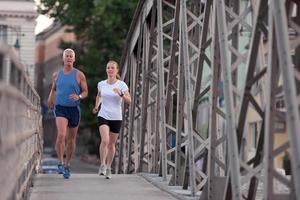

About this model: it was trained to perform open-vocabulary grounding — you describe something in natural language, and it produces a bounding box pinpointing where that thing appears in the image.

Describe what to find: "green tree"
[38,0,137,154]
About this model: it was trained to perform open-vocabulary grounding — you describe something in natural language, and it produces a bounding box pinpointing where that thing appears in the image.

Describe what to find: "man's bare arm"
[70,70,89,101]
[79,71,88,99]
[47,72,58,109]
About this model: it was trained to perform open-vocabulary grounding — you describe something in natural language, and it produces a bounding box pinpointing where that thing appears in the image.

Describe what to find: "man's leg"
[65,126,78,167]
[55,117,68,164]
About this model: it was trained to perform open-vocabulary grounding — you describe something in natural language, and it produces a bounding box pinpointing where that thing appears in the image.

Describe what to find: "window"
[275,96,285,109]
[0,25,8,42]
[274,121,286,133]
[0,53,3,80]
[249,121,261,149]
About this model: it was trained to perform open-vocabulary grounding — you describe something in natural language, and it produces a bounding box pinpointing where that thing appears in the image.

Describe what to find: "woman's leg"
[105,132,119,179]
[106,132,119,168]
[99,125,110,165]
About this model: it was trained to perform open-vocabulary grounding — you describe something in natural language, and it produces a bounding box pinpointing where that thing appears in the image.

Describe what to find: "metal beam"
[216,0,242,199]
[273,0,300,198]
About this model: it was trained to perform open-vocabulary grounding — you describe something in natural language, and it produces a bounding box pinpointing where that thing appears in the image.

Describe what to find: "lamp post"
[14,37,20,49]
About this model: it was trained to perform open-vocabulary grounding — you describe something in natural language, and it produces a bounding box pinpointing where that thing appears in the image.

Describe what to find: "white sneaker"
[105,168,112,179]
[98,164,106,176]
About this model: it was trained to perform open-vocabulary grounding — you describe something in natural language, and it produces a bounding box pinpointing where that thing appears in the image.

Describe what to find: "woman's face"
[106,63,118,78]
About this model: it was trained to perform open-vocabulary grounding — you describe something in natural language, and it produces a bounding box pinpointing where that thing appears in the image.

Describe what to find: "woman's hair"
[107,60,120,79]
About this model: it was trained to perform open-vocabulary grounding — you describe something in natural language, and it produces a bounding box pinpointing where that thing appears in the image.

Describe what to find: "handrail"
[0,42,43,200]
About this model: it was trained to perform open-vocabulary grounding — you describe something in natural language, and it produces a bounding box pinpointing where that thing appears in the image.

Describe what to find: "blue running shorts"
[54,105,81,128]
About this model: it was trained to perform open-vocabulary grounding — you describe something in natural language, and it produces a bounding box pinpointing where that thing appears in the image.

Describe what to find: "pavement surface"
[29,173,178,200]
[69,156,99,174]
[30,156,200,200]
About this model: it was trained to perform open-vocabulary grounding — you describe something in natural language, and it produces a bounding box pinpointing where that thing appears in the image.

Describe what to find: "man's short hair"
[63,48,75,59]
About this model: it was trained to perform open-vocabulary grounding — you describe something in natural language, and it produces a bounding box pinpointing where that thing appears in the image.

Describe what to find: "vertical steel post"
[273,0,300,198]
[157,0,167,181]
[180,0,196,195]
[215,0,242,199]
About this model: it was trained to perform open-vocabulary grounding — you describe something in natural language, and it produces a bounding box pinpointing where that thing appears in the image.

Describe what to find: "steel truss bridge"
[115,0,300,199]
[1,0,300,199]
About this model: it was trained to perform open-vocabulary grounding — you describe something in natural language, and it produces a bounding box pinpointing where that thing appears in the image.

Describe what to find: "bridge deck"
[29,174,178,200]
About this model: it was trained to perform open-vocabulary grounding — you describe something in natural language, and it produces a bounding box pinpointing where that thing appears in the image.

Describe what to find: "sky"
[35,14,53,35]
[34,0,53,35]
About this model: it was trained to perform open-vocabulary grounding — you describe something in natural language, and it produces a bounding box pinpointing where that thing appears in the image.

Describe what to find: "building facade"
[0,0,37,85]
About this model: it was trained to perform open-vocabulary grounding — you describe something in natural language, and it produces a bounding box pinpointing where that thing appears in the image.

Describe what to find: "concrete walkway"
[29,174,178,200]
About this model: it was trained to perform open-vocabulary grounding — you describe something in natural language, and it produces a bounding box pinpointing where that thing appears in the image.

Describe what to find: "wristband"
[119,91,124,97]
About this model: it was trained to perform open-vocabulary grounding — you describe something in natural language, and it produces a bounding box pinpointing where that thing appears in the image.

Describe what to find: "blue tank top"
[55,69,81,107]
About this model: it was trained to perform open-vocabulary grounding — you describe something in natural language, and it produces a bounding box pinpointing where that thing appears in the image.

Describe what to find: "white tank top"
[97,80,129,120]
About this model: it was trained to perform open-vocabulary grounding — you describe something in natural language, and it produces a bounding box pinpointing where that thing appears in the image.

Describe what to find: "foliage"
[39,0,136,125]
[39,0,137,153]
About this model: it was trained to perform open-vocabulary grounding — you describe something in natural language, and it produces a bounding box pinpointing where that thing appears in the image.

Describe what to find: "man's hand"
[47,99,54,110]
[69,93,80,101]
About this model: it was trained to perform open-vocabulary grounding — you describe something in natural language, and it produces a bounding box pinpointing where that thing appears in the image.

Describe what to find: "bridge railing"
[0,43,43,200]
[116,0,300,199]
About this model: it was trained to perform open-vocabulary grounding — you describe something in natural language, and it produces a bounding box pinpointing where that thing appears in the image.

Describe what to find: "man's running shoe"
[105,168,112,179]
[98,164,106,176]
[63,166,71,179]
[57,163,64,174]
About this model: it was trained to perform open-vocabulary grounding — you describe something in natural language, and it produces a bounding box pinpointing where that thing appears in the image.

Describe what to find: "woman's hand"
[113,88,123,97]
[92,107,98,114]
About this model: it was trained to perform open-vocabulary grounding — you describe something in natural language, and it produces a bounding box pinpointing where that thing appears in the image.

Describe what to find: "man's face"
[63,51,75,66]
